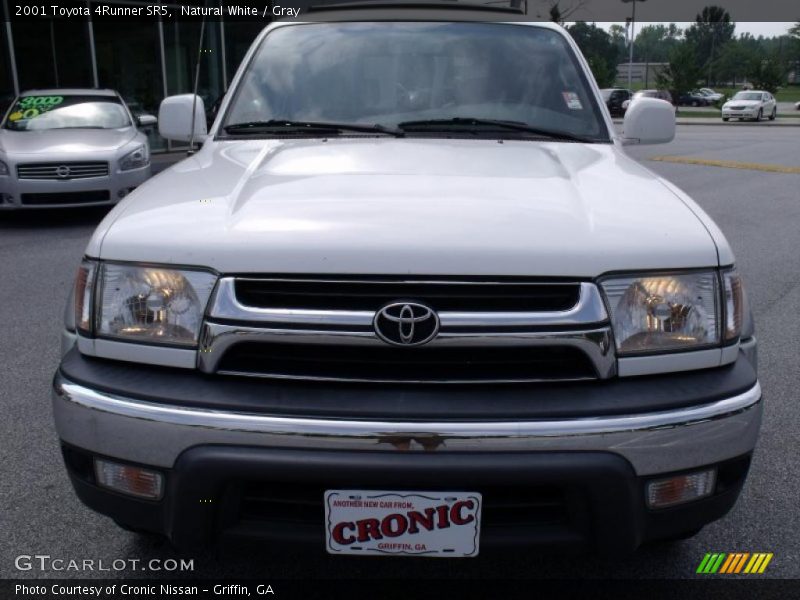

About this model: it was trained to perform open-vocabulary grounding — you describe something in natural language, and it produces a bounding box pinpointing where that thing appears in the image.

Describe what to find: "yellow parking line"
[651,156,800,174]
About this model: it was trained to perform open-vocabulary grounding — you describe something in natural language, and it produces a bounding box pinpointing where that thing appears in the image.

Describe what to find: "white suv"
[53,7,760,557]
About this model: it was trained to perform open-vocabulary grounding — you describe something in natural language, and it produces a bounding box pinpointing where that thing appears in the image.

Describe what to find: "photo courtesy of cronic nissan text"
[1,0,798,598]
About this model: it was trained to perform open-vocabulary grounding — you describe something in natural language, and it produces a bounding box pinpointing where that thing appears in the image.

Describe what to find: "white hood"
[725,99,761,108]
[89,138,720,277]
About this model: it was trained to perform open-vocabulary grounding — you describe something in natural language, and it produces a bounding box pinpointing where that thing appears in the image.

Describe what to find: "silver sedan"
[0,89,155,210]
[721,90,777,122]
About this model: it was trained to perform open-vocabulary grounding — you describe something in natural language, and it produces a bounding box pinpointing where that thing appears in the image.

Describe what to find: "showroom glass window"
[0,16,13,116]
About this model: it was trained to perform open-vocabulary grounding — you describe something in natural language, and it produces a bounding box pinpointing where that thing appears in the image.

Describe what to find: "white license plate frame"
[324,490,482,557]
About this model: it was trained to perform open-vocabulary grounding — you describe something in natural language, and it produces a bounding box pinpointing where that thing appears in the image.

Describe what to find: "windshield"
[223,22,608,141]
[732,92,763,101]
[3,95,131,131]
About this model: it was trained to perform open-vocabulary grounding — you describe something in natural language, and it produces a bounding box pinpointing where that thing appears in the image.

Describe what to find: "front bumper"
[722,109,760,120]
[52,353,762,550]
[0,164,149,209]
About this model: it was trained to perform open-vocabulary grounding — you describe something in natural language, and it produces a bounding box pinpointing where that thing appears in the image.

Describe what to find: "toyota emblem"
[374,301,440,347]
[56,165,71,178]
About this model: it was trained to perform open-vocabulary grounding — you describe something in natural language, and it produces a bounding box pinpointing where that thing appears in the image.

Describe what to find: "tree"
[566,22,620,87]
[608,24,628,61]
[634,24,682,63]
[790,22,800,39]
[656,42,704,98]
[685,6,736,85]
[747,53,788,93]
[716,35,760,86]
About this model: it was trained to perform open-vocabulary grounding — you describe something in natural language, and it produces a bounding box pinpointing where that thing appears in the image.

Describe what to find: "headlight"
[81,262,216,346]
[601,272,719,355]
[119,145,149,171]
[0,160,8,176]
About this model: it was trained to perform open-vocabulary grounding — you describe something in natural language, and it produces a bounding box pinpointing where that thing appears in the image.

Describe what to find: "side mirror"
[621,97,675,145]
[136,114,158,128]
[158,94,207,142]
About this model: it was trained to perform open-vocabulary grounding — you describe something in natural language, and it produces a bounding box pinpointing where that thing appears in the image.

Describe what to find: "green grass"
[716,87,800,102]
[676,110,721,117]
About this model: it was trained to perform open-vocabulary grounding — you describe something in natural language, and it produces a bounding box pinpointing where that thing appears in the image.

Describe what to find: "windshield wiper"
[396,118,594,142]
[223,120,404,137]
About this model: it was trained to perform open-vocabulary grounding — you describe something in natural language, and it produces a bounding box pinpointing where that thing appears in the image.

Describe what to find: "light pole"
[622,0,647,88]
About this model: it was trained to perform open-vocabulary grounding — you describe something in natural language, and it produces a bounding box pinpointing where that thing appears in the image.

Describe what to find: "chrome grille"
[200,277,615,384]
[16,162,109,180]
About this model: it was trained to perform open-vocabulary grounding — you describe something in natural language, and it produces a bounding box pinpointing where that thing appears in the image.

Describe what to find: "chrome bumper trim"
[53,376,762,475]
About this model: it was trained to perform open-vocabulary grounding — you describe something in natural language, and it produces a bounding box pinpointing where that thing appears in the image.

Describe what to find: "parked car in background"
[721,91,777,122]
[697,88,724,103]
[677,91,712,107]
[622,89,674,111]
[600,88,633,117]
[53,12,761,556]
[0,89,155,210]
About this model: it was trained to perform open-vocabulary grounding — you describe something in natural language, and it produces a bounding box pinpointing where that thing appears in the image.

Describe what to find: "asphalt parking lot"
[1,125,798,580]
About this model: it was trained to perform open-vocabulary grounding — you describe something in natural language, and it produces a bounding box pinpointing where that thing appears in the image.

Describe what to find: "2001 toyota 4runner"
[54,6,761,557]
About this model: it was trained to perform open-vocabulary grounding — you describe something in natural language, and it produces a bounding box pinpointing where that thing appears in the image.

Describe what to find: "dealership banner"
[2,0,800,22]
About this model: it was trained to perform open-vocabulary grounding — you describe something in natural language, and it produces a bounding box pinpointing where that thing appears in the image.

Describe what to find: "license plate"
[324,490,482,557]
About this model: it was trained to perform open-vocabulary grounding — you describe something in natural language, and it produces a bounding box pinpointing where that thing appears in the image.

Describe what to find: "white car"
[53,10,760,555]
[721,91,777,121]
[795,100,800,111]
[0,89,155,210]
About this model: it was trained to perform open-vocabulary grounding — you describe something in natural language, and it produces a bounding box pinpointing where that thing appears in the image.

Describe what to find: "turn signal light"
[94,458,164,500]
[646,469,716,509]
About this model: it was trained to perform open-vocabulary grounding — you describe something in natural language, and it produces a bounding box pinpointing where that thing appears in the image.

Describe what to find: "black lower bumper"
[62,444,752,553]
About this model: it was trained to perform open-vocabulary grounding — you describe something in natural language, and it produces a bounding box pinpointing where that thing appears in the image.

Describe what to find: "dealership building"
[0,1,283,150]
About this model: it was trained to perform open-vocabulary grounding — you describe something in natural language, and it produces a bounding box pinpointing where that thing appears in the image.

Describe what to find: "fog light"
[646,469,716,509]
[94,458,164,500]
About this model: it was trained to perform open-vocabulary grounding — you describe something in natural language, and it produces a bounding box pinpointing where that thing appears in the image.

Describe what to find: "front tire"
[756,108,763,122]
[722,117,729,122]
[769,108,776,121]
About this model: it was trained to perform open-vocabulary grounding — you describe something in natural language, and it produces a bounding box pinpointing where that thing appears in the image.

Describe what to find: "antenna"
[188,9,207,154]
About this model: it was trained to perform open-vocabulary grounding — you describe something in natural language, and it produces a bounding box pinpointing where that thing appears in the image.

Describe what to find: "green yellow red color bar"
[696,553,773,574]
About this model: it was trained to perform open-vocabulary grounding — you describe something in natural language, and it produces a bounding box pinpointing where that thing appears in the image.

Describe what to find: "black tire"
[756,108,763,122]
[769,108,776,121]
[722,117,729,122]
